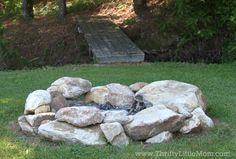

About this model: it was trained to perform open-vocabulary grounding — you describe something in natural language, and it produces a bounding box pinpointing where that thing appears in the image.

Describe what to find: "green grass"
[0,62,235,159]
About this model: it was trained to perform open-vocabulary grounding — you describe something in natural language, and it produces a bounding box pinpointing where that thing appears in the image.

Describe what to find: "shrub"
[0,23,26,70]
[159,0,236,63]
[0,0,22,17]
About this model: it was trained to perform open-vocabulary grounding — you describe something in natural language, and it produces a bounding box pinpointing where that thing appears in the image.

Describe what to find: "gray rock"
[24,112,55,127]
[24,90,52,115]
[50,91,68,112]
[124,106,185,140]
[106,83,135,109]
[180,115,202,134]
[55,106,103,127]
[47,77,92,99]
[103,110,133,125]
[18,115,34,134]
[38,120,106,145]
[191,107,214,128]
[100,122,129,146]
[145,131,173,144]
[18,113,55,134]
[135,80,206,117]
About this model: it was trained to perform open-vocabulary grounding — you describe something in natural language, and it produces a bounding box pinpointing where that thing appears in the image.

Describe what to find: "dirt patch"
[8,120,42,145]
[3,15,92,68]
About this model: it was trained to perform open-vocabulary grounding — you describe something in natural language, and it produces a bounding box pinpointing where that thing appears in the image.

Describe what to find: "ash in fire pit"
[66,99,146,115]
[18,77,214,146]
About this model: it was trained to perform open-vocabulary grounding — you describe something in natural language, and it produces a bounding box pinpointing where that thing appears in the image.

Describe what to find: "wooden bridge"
[78,17,145,64]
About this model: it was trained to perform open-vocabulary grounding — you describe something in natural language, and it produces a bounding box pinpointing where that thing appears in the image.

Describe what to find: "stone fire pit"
[18,77,214,146]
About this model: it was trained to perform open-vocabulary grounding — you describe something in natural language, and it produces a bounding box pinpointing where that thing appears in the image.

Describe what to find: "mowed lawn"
[0,63,235,159]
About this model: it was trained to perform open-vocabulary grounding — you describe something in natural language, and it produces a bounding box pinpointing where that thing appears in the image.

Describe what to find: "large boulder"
[24,90,52,115]
[103,110,133,125]
[47,77,92,99]
[55,106,103,127]
[106,83,135,109]
[85,86,110,105]
[145,131,173,144]
[85,83,135,109]
[124,106,185,140]
[191,107,214,128]
[135,80,206,117]
[100,122,129,146]
[38,121,106,145]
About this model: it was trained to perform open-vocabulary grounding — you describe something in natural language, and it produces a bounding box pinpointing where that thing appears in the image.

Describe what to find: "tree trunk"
[133,0,147,16]
[58,0,67,17]
[22,0,34,18]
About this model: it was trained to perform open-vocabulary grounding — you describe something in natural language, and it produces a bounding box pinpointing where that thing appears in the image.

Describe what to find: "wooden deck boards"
[78,17,145,63]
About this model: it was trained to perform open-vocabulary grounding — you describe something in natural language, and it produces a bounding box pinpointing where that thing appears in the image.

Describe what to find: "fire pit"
[18,77,214,146]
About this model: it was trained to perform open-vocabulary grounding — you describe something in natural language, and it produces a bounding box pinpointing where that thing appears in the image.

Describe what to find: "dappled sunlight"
[89,0,136,25]
[0,137,34,159]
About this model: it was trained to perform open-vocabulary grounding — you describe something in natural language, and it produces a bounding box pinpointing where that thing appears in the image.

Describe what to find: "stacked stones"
[18,77,214,146]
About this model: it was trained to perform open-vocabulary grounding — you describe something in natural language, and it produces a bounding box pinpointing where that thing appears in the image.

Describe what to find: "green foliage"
[159,0,236,62]
[0,0,22,17]
[124,18,137,25]
[0,23,26,70]
[0,24,7,57]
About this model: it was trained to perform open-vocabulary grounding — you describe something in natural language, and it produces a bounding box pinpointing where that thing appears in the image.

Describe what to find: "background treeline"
[0,0,236,70]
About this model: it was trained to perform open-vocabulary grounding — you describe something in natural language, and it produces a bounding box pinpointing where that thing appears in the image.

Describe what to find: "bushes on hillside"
[0,23,25,70]
[159,0,236,62]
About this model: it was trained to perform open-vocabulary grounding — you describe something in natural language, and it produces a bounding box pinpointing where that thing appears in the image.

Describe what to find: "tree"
[58,0,67,17]
[22,0,34,18]
[133,0,147,16]
[22,0,67,19]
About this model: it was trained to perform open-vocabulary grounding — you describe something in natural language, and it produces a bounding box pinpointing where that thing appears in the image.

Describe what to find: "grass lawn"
[0,62,235,159]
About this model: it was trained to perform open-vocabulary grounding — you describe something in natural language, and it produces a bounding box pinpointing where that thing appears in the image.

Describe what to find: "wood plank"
[78,16,145,63]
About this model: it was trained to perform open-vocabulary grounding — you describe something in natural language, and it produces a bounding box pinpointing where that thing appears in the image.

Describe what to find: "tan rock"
[34,105,51,114]
[129,82,148,92]
[55,106,104,127]
[38,121,106,145]
[47,77,92,99]
[85,86,110,105]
